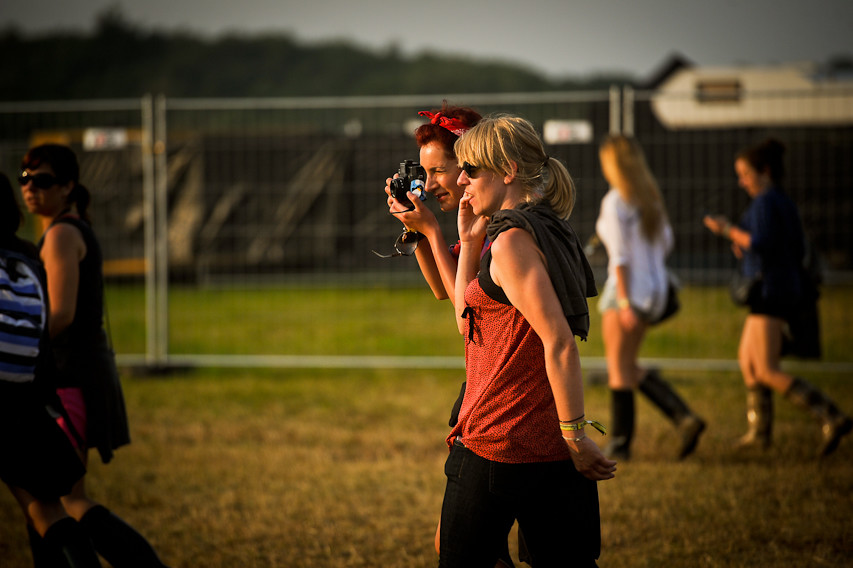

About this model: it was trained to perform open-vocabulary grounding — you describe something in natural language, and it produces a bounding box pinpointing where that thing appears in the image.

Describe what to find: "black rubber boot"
[603,389,634,460]
[639,369,706,459]
[735,386,773,450]
[785,377,853,457]
[28,523,61,567]
[42,517,101,568]
[80,505,169,567]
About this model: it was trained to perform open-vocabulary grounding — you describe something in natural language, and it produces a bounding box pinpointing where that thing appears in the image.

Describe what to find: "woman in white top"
[595,134,705,460]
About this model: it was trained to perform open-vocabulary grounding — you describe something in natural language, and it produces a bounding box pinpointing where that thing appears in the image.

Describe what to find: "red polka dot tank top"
[447,277,571,463]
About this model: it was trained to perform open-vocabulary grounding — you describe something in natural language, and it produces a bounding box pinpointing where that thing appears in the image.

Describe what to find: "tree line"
[0,7,633,102]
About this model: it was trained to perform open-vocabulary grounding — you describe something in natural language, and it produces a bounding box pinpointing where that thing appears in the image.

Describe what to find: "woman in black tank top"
[20,143,169,567]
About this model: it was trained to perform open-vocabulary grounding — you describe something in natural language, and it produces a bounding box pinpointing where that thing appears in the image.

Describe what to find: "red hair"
[414,101,481,159]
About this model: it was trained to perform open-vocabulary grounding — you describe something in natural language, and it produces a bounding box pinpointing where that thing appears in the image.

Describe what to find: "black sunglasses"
[371,230,425,258]
[461,161,481,177]
[18,172,60,190]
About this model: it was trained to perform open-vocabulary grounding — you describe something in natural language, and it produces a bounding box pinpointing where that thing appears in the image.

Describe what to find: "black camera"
[389,160,427,208]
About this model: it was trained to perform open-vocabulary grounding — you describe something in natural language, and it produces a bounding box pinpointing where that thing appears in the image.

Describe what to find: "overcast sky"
[2,0,851,79]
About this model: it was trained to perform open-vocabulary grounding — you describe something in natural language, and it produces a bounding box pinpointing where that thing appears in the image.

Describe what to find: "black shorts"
[0,382,86,501]
[748,295,792,320]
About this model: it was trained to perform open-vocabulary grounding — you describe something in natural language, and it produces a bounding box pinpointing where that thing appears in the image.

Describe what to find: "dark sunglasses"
[371,230,425,258]
[18,172,60,190]
[461,161,481,177]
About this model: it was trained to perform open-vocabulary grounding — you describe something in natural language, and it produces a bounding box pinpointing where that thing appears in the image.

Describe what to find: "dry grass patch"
[1,368,851,567]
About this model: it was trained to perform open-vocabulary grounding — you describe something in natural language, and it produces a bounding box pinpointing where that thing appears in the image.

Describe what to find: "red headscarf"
[418,110,471,137]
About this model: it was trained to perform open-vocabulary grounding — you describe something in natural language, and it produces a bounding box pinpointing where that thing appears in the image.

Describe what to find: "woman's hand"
[564,436,617,481]
[613,267,640,332]
[703,214,730,237]
[385,176,437,234]
[731,241,744,259]
[618,303,641,332]
[457,192,488,244]
[703,214,748,258]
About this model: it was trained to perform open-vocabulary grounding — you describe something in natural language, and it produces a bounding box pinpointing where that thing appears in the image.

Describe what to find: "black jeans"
[439,440,600,568]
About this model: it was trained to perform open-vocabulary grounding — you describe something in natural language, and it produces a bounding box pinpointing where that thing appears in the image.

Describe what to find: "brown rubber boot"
[735,386,773,450]
[785,377,853,457]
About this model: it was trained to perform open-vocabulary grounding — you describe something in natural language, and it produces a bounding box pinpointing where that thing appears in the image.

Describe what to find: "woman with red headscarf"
[384,101,483,303]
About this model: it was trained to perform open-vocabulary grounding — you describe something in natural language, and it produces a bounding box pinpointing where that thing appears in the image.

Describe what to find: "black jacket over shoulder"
[486,202,597,341]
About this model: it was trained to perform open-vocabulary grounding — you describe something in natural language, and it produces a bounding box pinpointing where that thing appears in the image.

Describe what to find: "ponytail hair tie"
[418,110,471,137]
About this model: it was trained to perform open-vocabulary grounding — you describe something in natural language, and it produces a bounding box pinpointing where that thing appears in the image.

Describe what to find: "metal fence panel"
[152,92,613,363]
[2,90,851,369]
[0,98,154,359]
[157,92,612,283]
[630,87,853,282]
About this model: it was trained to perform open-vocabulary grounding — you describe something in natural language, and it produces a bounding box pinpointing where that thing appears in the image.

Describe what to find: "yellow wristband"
[559,419,607,435]
[617,298,630,310]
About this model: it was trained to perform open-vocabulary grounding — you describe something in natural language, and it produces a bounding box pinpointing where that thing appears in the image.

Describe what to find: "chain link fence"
[2,88,851,370]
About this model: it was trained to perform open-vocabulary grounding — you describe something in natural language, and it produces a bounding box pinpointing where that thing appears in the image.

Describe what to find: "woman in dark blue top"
[704,139,851,457]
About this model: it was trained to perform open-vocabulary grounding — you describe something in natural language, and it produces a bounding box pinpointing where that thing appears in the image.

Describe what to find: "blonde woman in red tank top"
[437,116,616,568]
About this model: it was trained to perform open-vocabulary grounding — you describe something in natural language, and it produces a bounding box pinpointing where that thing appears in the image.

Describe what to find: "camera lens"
[390,177,406,198]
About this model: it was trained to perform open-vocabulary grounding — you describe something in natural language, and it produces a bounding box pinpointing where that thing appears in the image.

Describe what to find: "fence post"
[141,95,160,367]
[622,85,635,136]
[154,94,170,366]
[609,85,621,134]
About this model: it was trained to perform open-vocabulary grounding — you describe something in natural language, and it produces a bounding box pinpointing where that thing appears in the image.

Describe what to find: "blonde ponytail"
[455,115,577,219]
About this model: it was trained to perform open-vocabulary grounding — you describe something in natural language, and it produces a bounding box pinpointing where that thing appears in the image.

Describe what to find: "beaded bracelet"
[559,414,585,424]
[559,419,607,435]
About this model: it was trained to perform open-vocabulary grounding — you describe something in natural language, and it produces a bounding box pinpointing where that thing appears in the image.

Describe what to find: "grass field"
[106,284,853,362]
[1,368,851,567]
[1,285,852,567]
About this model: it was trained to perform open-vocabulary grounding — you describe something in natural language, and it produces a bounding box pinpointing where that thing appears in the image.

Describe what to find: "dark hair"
[736,138,786,186]
[20,144,91,223]
[414,101,482,159]
[1,172,23,235]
